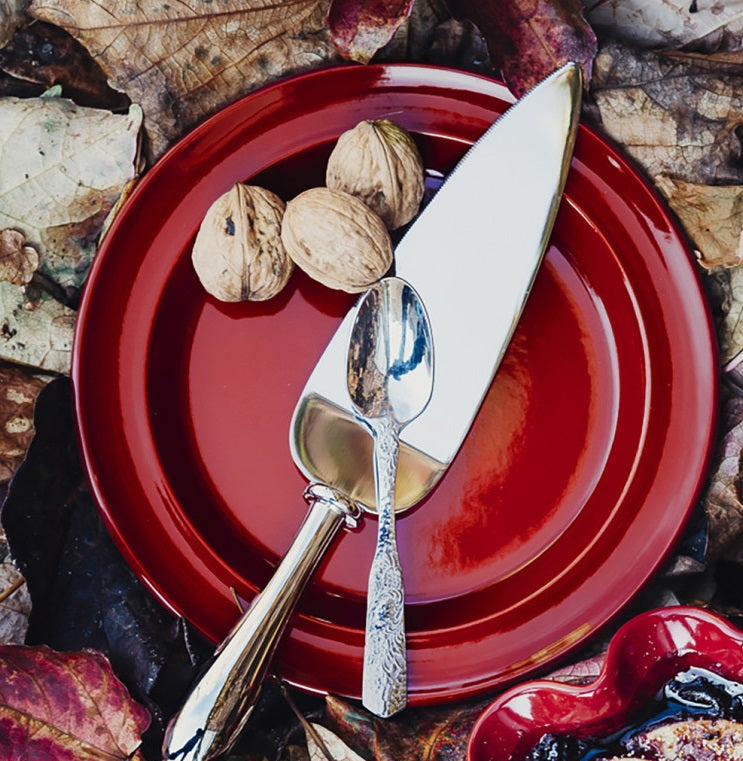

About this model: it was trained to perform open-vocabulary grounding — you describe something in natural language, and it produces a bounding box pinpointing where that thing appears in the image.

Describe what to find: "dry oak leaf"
[0,363,49,483]
[0,645,149,760]
[584,0,743,52]
[0,95,141,290]
[29,0,341,161]
[655,175,743,270]
[0,228,39,286]
[589,41,743,186]
[0,281,74,374]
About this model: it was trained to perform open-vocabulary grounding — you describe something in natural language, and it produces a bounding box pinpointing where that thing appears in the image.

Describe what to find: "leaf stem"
[278,679,334,761]
[0,575,25,603]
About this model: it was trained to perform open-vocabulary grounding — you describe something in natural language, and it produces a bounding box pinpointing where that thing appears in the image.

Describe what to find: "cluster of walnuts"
[191,119,425,301]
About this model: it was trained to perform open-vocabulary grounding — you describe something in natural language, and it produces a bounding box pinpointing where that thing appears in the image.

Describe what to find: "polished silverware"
[346,277,434,717]
[163,61,582,761]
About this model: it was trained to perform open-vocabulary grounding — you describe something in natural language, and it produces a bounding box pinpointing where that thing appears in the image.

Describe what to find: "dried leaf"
[585,0,743,52]
[702,396,743,559]
[29,0,340,160]
[0,96,141,290]
[0,0,27,48]
[0,562,30,645]
[718,266,743,365]
[0,644,149,760]
[0,378,215,756]
[0,229,39,286]
[0,282,74,373]
[307,723,366,761]
[0,20,130,110]
[324,695,488,761]
[655,176,743,270]
[546,652,606,684]
[0,363,49,483]
[328,0,416,63]
[589,41,743,185]
[445,0,596,96]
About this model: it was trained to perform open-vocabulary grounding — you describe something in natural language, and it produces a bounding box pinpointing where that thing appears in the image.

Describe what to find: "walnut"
[326,119,425,230]
[281,187,393,293]
[191,183,293,302]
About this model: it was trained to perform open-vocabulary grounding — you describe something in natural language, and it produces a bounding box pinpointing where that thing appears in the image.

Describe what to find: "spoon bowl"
[347,277,434,427]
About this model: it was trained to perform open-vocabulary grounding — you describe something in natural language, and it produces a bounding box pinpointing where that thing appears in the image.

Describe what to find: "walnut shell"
[281,187,393,293]
[192,183,293,302]
[326,119,425,230]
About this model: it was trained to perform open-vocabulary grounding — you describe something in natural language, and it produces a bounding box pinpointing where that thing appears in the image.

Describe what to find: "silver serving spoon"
[346,276,434,717]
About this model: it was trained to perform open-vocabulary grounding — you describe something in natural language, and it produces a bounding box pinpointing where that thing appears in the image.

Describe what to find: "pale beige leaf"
[0,0,28,48]
[585,0,743,51]
[0,97,141,289]
[0,229,39,286]
[0,282,74,374]
[29,0,340,160]
[655,176,743,270]
[0,363,49,483]
[307,723,367,761]
[590,41,743,186]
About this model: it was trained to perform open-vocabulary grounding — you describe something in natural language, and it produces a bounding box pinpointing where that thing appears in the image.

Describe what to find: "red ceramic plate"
[467,607,743,760]
[71,64,717,704]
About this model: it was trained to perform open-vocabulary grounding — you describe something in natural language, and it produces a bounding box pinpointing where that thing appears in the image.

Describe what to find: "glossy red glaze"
[467,607,743,761]
[71,64,718,704]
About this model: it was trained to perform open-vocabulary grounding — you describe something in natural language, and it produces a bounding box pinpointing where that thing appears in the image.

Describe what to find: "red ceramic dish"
[467,607,743,761]
[71,64,717,704]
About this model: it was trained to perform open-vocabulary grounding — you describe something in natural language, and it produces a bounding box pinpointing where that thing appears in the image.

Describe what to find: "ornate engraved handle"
[163,484,361,761]
[362,418,407,717]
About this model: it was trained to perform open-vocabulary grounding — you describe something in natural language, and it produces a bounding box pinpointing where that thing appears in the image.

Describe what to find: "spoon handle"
[363,419,407,717]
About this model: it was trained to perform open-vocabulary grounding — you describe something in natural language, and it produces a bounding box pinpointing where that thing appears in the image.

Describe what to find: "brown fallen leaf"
[0,363,49,483]
[702,396,743,559]
[0,645,150,760]
[0,228,39,286]
[589,41,743,186]
[445,0,596,96]
[30,0,341,160]
[0,281,74,373]
[0,0,27,48]
[0,95,141,291]
[655,176,743,270]
[585,0,743,52]
[0,20,130,110]
[324,694,488,761]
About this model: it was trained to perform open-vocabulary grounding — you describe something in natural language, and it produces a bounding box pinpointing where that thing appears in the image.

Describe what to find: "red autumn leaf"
[328,0,416,63]
[444,0,597,96]
[0,645,150,760]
